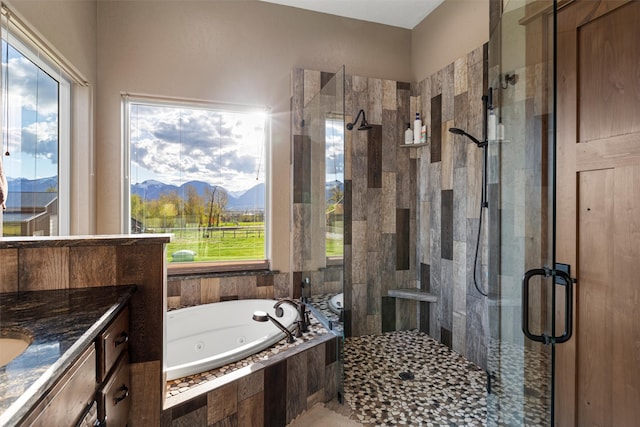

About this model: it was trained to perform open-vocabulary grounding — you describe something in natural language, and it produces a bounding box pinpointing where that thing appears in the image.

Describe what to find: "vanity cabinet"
[19,305,131,427]
[20,345,97,427]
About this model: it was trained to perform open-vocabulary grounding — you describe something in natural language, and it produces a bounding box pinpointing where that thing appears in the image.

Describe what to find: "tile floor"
[342,330,487,426]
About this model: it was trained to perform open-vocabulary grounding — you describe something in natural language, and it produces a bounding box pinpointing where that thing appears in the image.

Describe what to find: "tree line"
[131,184,236,229]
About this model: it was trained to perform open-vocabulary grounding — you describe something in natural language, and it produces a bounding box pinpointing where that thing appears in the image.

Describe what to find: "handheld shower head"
[448,127,485,147]
[346,109,372,131]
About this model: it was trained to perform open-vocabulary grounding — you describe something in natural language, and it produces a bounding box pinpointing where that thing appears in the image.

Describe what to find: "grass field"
[146,224,344,262]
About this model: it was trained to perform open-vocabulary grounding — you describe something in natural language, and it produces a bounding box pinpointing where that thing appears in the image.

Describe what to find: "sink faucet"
[252,311,295,343]
[274,299,309,334]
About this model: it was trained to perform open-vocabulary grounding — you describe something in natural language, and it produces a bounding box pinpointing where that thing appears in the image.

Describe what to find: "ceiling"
[259,0,446,29]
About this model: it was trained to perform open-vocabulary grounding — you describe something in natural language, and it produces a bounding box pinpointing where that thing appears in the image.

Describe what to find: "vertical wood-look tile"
[367,125,383,188]
[303,69,321,106]
[208,381,238,425]
[344,180,352,245]
[382,296,396,332]
[442,63,455,122]
[130,361,162,426]
[238,369,264,401]
[453,167,468,242]
[441,190,454,260]
[396,208,410,270]
[0,249,18,293]
[200,277,220,304]
[180,278,201,306]
[441,120,455,190]
[307,343,325,396]
[171,395,207,423]
[287,351,308,424]
[69,246,116,288]
[320,71,335,89]
[431,94,442,163]
[291,68,304,136]
[325,337,338,365]
[238,392,263,427]
[264,360,287,427]
[454,57,468,95]
[382,109,398,173]
[381,172,397,234]
[453,92,469,168]
[368,78,383,125]
[19,247,69,291]
[382,79,397,111]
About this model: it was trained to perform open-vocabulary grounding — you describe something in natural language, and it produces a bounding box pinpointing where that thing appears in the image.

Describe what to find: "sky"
[2,40,59,182]
[130,103,267,194]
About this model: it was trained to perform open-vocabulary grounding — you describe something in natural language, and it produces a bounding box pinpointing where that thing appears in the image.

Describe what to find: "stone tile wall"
[166,272,290,310]
[413,45,490,369]
[162,336,339,427]
[292,45,490,369]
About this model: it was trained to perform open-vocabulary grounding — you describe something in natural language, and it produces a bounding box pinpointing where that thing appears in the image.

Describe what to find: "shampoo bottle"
[413,113,422,144]
[421,125,427,144]
[404,123,413,144]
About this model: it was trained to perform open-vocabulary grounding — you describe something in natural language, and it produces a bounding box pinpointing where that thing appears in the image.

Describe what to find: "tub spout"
[252,311,295,343]
[274,299,309,333]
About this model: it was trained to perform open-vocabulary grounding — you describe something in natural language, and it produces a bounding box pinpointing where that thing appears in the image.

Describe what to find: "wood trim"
[167,260,269,276]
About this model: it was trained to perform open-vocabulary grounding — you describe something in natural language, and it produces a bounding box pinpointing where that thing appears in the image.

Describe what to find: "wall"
[412,0,490,82]
[95,0,413,277]
[162,336,339,426]
[291,44,490,368]
[166,271,290,309]
[414,45,489,369]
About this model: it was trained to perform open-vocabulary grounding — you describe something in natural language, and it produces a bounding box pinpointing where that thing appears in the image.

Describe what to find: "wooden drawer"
[97,306,129,382]
[23,344,97,426]
[98,353,130,427]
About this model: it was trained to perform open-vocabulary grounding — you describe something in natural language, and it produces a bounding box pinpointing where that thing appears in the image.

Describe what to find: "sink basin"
[0,330,32,368]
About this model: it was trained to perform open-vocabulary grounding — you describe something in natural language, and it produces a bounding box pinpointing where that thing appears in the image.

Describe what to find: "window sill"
[167,260,270,277]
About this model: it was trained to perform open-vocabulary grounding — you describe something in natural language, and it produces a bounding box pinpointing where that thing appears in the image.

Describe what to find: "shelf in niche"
[400,142,428,148]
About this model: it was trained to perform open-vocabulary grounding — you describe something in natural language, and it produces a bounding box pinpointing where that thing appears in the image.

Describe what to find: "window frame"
[1,29,71,236]
[121,94,272,274]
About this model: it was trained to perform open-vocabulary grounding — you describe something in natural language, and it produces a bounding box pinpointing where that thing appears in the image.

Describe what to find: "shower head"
[448,127,485,147]
[346,109,372,131]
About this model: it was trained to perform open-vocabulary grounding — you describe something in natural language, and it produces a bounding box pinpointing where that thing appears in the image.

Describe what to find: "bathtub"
[166,299,298,380]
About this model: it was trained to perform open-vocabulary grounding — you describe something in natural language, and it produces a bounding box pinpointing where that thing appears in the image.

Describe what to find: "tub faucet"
[274,299,309,334]
[252,311,295,343]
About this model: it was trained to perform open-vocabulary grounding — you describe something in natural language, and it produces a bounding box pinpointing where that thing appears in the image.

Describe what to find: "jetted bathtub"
[166,299,298,380]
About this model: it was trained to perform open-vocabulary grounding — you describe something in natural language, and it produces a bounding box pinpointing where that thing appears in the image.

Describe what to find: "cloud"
[130,104,266,192]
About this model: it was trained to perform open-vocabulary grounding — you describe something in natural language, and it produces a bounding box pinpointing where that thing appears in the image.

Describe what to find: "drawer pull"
[113,385,129,405]
[113,332,129,347]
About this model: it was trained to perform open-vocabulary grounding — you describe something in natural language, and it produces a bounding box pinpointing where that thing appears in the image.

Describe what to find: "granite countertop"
[0,233,171,249]
[0,286,136,426]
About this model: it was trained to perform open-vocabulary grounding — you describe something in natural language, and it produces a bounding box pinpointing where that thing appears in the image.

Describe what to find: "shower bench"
[387,288,438,302]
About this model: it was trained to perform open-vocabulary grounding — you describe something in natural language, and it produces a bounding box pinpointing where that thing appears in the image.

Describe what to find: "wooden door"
[556,1,640,425]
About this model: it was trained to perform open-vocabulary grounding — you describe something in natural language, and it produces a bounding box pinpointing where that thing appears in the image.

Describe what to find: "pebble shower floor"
[343,330,487,426]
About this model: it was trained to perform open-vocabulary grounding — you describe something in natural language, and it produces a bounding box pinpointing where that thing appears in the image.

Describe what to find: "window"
[325,117,344,258]
[124,96,269,267]
[1,30,70,236]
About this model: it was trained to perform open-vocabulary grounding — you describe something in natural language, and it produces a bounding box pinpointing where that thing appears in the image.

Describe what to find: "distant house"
[3,192,58,236]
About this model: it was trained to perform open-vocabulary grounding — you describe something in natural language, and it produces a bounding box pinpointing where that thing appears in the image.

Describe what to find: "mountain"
[7,176,58,193]
[131,179,265,211]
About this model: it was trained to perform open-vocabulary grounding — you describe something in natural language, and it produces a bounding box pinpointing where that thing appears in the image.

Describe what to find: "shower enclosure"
[295,66,346,396]
[487,0,569,424]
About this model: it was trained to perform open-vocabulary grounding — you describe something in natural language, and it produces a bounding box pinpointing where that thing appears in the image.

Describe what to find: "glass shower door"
[487,1,571,425]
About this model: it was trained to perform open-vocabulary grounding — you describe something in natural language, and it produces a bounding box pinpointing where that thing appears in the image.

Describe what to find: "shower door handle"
[522,268,549,344]
[522,267,574,344]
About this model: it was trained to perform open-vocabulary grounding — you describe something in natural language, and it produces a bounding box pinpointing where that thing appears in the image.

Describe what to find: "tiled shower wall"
[292,44,490,369]
[414,45,490,369]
